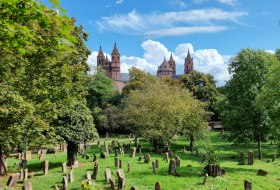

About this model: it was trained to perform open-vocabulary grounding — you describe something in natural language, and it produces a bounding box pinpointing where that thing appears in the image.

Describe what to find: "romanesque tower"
[157,56,175,78]
[168,53,176,77]
[111,42,120,80]
[184,49,193,74]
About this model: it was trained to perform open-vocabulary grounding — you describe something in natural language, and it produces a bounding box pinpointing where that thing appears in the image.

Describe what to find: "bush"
[196,142,220,164]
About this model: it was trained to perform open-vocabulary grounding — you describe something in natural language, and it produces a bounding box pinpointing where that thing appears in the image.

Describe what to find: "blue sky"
[44,0,280,85]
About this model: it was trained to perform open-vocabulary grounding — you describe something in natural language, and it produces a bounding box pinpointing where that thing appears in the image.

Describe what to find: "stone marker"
[104,141,109,156]
[86,171,91,180]
[43,160,49,175]
[248,151,254,165]
[22,160,27,168]
[152,162,157,175]
[109,178,115,190]
[105,168,111,182]
[24,168,28,180]
[62,176,68,190]
[73,160,79,168]
[23,181,32,190]
[202,173,208,185]
[117,169,125,190]
[272,155,276,162]
[239,152,245,165]
[68,169,74,183]
[115,157,119,167]
[20,168,24,180]
[174,155,180,167]
[62,162,67,173]
[138,156,142,162]
[144,154,150,164]
[93,161,99,180]
[155,159,159,168]
[101,152,107,159]
[119,159,122,169]
[205,164,224,177]
[155,182,161,190]
[164,152,169,163]
[257,169,268,176]
[130,147,136,158]
[97,141,100,149]
[130,186,137,190]
[6,173,20,187]
[85,154,89,160]
[25,151,32,161]
[168,159,181,177]
[39,149,47,161]
[127,162,130,173]
[93,154,97,162]
[244,180,252,190]
[18,153,22,160]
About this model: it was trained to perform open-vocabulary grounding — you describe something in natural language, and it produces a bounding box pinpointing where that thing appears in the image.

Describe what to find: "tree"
[122,80,209,150]
[219,49,276,159]
[0,0,96,170]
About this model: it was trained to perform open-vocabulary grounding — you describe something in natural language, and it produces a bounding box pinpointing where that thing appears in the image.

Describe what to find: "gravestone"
[272,155,276,162]
[104,142,109,156]
[86,171,91,180]
[119,147,124,155]
[85,154,89,160]
[115,149,119,157]
[138,146,142,154]
[62,162,67,173]
[6,173,20,187]
[144,154,150,164]
[39,149,47,161]
[54,184,59,190]
[152,162,157,175]
[248,151,254,165]
[174,155,180,167]
[155,182,161,190]
[101,152,107,159]
[62,176,68,190]
[68,169,74,183]
[18,153,22,160]
[257,169,268,176]
[24,168,28,180]
[25,151,32,161]
[104,168,111,182]
[138,156,142,161]
[155,159,159,168]
[93,161,99,180]
[119,159,122,169]
[109,178,115,190]
[23,181,32,190]
[130,147,136,158]
[97,141,100,149]
[117,169,125,190]
[168,159,181,177]
[130,186,137,190]
[127,162,130,173]
[114,157,119,167]
[164,152,169,163]
[22,160,27,168]
[43,160,49,175]
[73,160,79,168]
[20,168,24,180]
[239,152,245,165]
[93,154,97,162]
[244,180,252,190]
[202,173,208,185]
[205,164,224,177]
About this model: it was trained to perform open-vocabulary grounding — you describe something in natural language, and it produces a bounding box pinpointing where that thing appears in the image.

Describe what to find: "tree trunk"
[189,135,195,153]
[258,138,262,160]
[0,145,8,176]
[67,142,78,167]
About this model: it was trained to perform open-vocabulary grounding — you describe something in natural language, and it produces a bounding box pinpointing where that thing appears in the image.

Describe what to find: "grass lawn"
[0,132,279,190]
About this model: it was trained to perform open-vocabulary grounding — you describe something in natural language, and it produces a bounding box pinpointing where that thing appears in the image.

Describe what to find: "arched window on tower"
[118,56,120,60]
[112,56,114,60]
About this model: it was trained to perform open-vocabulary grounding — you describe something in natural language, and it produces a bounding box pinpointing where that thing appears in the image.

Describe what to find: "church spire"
[187,48,191,59]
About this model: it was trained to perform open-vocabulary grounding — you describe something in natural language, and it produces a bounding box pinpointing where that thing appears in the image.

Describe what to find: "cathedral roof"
[186,48,192,59]
[98,46,104,57]
[169,53,174,62]
[158,57,173,71]
[111,42,119,54]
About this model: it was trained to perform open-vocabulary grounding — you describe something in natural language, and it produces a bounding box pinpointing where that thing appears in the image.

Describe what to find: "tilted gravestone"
[168,159,181,177]
[117,169,125,190]
[244,180,252,190]
[114,157,119,167]
[155,182,161,190]
[130,147,136,158]
[104,168,112,182]
[43,160,49,175]
[23,181,32,190]
[144,154,150,164]
[6,173,20,187]
[93,161,99,180]
[248,151,254,165]
[174,155,180,167]
[62,176,68,190]
[202,173,208,185]
[257,169,268,176]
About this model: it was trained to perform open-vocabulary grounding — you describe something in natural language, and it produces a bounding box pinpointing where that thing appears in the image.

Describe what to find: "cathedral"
[157,49,194,78]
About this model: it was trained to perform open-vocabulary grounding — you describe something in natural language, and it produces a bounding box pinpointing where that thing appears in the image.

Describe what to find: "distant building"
[157,49,194,78]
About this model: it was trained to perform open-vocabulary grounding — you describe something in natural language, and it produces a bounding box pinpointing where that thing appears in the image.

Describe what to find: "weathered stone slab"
[39,149,47,161]
[117,169,125,189]
[130,147,136,158]
[86,171,91,180]
[152,162,156,175]
[114,157,119,167]
[155,159,159,168]
[257,169,268,176]
[238,152,245,165]
[23,181,32,190]
[109,178,115,190]
[25,151,32,161]
[119,159,122,169]
[93,161,99,180]
[244,180,252,190]
[248,151,254,165]
[155,182,161,190]
[144,154,150,164]
[164,152,169,163]
[202,173,208,185]
[104,168,111,182]
[6,173,20,187]
[62,162,67,173]
[62,176,68,190]
[68,169,74,183]
[127,162,130,173]
[138,156,142,162]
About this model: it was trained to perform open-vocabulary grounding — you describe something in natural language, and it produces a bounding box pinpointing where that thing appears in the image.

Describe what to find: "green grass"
[1,132,279,190]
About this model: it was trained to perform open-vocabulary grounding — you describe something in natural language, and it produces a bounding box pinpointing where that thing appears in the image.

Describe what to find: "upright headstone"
[155,182,161,190]
[239,152,245,165]
[115,157,119,167]
[86,171,91,180]
[119,159,122,169]
[97,141,100,149]
[73,160,79,168]
[24,168,28,180]
[62,176,68,190]
[244,180,252,190]
[138,156,142,162]
[104,168,111,182]
[25,151,32,161]
[117,169,125,190]
[152,162,157,175]
[20,168,24,180]
[68,169,74,183]
[127,162,130,173]
[138,146,142,154]
[164,152,169,163]
[168,159,176,175]
[174,155,180,167]
[248,151,254,165]
[62,162,67,173]
[22,160,27,169]
[93,161,99,180]
[23,181,32,190]
[202,173,208,185]
[43,160,49,175]
[144,154,150,164]
[6,173,20,187]
[155,159,159,168]
[104,141,109,156]
[39,149,47,161]
[130,147,136,158]
[109,178,115,190]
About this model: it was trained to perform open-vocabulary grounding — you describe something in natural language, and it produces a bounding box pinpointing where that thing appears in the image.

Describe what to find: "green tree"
[219,49,276,159]
[122,80,209,150]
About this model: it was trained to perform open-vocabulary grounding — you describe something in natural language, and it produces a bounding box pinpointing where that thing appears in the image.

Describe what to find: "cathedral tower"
[168,53,176,77]
[111,42,120,80]
[184,49,193,74]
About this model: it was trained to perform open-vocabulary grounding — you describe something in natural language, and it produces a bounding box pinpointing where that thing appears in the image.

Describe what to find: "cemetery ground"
[0,132,279,190]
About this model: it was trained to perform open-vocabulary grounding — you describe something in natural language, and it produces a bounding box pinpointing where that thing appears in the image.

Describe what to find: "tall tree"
[219,49,275,159]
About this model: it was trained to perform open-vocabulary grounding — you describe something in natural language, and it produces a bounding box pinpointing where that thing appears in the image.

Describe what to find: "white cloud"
[87,40,231,86]
[265,50,275,54]
[96,9,247,37]
[116,0,124,4]
[217,0,236,6]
